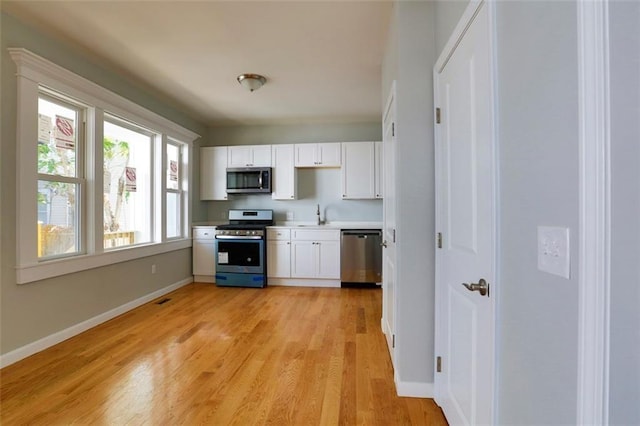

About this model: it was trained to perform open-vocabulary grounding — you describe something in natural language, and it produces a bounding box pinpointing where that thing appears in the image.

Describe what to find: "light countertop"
[192,221,382,230]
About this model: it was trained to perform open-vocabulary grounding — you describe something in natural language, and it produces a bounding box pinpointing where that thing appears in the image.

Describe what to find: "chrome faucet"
[316,204,324,225]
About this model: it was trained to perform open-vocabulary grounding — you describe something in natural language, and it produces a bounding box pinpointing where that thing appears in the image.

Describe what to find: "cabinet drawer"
[291,229,340,241]
[267,228,291,240]
[193,227,216,239]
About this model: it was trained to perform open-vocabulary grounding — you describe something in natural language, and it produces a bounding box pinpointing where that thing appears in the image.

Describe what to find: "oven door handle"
[215,235,263,240]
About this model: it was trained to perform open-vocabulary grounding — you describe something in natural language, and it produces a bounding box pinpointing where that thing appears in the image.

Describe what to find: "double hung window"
[37,94,86,259]
[103,117,154,249]
[11,48,198,284]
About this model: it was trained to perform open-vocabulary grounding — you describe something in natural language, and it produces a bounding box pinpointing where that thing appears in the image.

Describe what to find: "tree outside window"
[103,119,153,249]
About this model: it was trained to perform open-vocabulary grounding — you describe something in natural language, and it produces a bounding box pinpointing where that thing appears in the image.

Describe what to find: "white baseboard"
[395,371,434,398]
[0,277,193,368]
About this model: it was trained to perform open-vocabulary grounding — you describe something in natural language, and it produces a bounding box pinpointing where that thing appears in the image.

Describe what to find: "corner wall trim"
[395,371,434,398]
[576,0,611,424]
[0,277,193,368]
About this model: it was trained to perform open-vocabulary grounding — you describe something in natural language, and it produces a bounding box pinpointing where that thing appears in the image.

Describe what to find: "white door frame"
[381,80,397,362]
[433,0,498,423]
[576,0,611,424]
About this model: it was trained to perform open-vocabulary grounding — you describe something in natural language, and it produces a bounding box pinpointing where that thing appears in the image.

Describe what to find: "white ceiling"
[3,1,393,127]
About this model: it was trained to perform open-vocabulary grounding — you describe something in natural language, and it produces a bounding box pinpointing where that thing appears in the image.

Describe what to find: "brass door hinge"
[436,108,441,124]
[436,356,442,373]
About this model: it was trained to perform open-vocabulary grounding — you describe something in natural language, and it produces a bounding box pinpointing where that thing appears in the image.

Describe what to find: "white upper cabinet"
[271,144,297,200]
[375,141,383,199]
[341,141,376,199]
[294,142,341,167]
[200,146,228,201]
[227,145,272,167]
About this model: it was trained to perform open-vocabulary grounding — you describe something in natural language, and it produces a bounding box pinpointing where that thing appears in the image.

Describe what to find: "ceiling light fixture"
[237,74,266,92]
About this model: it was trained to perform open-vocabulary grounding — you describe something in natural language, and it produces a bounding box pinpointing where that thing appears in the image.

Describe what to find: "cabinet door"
[294,144,317,167]
[375,141,383,199]
[200,146,228,200]
[341,142,375,199]
[251,145,272,167]
[227,146,253,167]
[271,144,297,200]
[193,240,216,276]
[317,240,340,279]
[291,240,316,278]
[267,240,291,278]
[317,143,341,167]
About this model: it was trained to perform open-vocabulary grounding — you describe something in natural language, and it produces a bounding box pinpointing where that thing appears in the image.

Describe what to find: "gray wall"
[434,0,469,55]
[496,2,580,424]
[432,1,638,423]
[205,123,383,224]
[0,12,207,355]
[382,1,437,385]
[609,1,640,424]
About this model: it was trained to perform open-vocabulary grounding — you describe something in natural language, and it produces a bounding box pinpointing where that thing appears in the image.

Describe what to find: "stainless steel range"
[214,209,274,288]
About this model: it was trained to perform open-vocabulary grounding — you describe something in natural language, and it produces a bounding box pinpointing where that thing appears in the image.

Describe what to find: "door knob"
[381,240,388,248]
[461,278,489,297]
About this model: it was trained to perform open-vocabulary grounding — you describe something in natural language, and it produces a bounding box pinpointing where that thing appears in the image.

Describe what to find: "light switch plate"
[537,226,570,279]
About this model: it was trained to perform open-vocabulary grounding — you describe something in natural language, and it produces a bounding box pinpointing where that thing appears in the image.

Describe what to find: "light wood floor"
[0,283,447,425]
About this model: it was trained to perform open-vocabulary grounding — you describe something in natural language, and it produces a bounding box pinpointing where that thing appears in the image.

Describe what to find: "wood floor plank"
[0,283,448,425]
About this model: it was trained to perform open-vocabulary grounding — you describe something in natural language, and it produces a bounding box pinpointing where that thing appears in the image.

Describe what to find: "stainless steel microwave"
[226,167,272,194]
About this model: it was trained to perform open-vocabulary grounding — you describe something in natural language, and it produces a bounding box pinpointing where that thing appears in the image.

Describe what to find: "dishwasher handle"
[341,230,382,237]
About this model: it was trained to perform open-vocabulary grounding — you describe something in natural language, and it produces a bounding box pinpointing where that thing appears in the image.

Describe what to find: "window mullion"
[89,108,104,255]
[157,135,167,242]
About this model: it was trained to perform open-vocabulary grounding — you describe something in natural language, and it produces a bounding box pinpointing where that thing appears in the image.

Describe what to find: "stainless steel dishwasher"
[340,229,382,286]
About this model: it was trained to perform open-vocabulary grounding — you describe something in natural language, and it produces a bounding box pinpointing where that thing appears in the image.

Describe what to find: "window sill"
[16,239,192,284]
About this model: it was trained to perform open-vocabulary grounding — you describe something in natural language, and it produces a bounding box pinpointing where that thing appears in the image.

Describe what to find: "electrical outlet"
[220,211,226,220]
[286,211,294,221]
[537,226,570,279]
[151,264,157,274]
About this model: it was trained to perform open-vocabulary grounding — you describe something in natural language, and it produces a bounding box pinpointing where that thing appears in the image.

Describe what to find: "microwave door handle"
[258,172,263,189]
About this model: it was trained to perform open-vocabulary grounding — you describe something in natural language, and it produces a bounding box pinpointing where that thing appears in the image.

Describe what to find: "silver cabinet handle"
[461,278,489,297]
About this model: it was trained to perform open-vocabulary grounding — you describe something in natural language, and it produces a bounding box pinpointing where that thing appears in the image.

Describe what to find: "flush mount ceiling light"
[237,74,266,92]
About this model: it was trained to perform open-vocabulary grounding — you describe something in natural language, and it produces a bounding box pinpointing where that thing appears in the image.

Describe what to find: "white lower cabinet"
[266,227,340,284]
[291,241,316,278]
[192,227,216,282]
[267,228,291,278]
[291,229,340,279]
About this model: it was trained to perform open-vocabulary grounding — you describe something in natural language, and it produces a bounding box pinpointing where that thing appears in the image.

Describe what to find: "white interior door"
[434,2,495,425]
[382,82,397,361]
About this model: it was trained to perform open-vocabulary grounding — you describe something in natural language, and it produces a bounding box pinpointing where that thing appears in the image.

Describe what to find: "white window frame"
[10,48,199,284]
[103,113,157,250]
[164,138,188,241]
[37,91,87,260]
